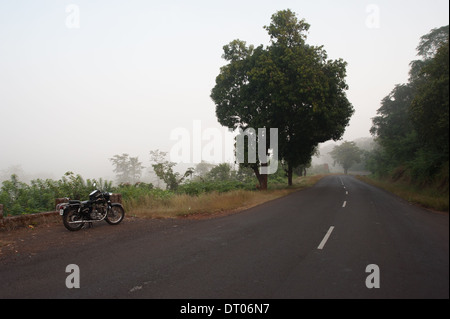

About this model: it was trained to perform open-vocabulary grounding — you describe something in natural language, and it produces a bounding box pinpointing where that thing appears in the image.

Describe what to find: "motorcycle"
[56,185,125,231]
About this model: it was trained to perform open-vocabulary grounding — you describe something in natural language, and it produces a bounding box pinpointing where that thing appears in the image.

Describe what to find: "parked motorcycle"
[57,185,125,231]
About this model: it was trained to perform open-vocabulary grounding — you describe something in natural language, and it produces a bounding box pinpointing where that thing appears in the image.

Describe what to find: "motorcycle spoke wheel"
[62,209,84,231]
[105,206,125,225]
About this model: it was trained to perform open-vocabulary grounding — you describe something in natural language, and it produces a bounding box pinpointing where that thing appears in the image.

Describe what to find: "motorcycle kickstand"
[83,222,94,229]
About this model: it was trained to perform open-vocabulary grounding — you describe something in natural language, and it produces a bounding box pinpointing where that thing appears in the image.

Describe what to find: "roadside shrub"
[177,180,256,196]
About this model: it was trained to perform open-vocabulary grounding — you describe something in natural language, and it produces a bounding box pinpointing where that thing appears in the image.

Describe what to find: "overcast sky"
[0,0,449,181]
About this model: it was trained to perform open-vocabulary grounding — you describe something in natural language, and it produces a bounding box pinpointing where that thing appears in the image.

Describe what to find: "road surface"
[0,175,448,299]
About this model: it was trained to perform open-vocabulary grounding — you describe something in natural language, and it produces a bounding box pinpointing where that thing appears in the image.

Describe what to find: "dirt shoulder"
[0,216,145,262]
[0,203,260,263]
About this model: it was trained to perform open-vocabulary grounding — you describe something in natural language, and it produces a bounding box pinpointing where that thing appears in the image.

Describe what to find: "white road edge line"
[342,201,347,208]
[318,226,335,250]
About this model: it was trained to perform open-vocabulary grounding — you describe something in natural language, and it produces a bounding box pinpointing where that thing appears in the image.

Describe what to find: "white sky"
[0,0,449,181]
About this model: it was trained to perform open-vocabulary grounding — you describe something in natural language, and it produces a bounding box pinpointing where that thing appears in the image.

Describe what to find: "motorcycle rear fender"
[57,203,80,216]
[67,203,82,209]
[66,200,90,209]
[60,202,83,214]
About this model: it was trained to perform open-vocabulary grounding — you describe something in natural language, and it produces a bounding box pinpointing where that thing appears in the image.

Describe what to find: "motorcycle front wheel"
[62,209,84,231]
[105,206,125,225]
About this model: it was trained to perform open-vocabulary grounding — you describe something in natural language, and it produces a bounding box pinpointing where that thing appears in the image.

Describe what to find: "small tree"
[109,153,144,184]
[207,163,233,182]
[193,161,216,180]
[0,174,27,215]
[329,141,362,175]
[149,150,193,191]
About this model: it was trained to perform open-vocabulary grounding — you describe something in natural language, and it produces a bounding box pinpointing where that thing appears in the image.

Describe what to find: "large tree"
[370,25,448,180]
[211,10,354,188]
[370,84,419,170]
[410,37,449,162]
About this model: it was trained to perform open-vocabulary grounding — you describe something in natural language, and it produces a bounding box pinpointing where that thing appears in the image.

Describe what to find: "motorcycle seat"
[69,200,81,204]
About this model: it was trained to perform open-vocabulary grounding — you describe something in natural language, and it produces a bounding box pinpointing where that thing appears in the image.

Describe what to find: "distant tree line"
[108,149,297,194]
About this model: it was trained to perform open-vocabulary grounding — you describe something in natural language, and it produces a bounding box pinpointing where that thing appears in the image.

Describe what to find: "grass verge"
[356,175,449,212]
[125,174,325,219]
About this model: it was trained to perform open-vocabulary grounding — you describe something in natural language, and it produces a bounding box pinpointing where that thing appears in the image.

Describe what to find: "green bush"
[0,172,113,217]
[177,180,256,196]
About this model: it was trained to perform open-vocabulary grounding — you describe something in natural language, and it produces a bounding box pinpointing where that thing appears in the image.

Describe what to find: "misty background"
[1,0,449,184]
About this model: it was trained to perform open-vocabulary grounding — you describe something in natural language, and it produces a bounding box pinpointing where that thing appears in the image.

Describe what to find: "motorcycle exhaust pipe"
[68,214,108,224]
[68,220,98,224]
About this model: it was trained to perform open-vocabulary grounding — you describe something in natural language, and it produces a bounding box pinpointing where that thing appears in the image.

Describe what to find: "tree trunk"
[287,163,293,186]
[259,174,268,190]
[252,164,268,190]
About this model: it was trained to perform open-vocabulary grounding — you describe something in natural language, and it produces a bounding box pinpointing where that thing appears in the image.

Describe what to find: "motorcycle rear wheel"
[105,206,125,225]
[62,209,85,231]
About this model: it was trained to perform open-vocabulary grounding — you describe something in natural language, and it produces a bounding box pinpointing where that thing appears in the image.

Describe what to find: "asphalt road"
[0,175,448,299]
